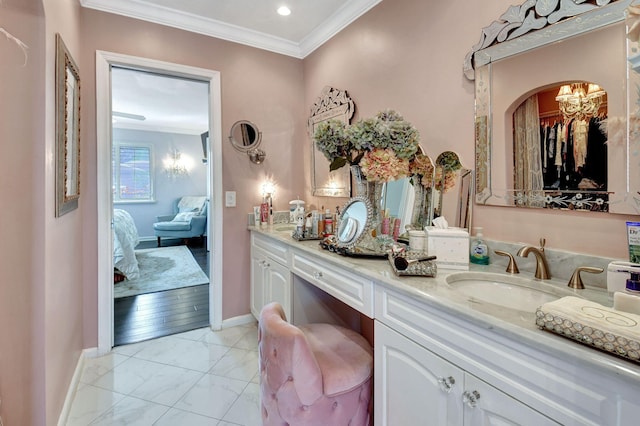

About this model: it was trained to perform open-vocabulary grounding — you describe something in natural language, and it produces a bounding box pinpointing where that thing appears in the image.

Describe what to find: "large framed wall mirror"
[467,0,640,215]
[55,33,81,217]
[308,86,355,197]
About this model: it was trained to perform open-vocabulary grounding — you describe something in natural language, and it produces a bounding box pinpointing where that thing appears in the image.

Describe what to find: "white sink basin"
[446,272,573,312]
[272,223,296,232]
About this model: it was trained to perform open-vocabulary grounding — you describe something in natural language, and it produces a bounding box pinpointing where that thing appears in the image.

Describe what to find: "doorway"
[111,67,210,345]
[96,51,223,354]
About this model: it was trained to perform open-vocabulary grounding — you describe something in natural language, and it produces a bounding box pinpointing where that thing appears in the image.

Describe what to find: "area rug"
[114,245,209,298]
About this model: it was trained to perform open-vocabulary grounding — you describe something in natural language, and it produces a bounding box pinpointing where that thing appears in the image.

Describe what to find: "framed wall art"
[55,33,81,217]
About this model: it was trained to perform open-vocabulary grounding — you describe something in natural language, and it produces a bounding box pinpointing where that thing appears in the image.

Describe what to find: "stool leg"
[157,237,161,247]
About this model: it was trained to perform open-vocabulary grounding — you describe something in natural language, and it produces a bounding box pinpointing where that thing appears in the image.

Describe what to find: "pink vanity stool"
[258,302,373,426]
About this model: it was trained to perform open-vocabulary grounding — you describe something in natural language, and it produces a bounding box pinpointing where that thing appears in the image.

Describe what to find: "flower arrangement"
[313,109,420,182]
[434,151,463,193]
[409,153,435,188]
[359,148,409,182]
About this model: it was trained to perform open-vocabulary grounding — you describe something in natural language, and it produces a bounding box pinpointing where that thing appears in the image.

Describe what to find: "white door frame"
[96,51,223,354]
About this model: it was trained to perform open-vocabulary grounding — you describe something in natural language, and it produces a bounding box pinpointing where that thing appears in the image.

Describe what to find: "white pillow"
[172,212,196,222]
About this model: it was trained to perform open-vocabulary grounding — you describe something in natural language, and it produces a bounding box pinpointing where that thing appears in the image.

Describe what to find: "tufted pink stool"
[258,302,373,426]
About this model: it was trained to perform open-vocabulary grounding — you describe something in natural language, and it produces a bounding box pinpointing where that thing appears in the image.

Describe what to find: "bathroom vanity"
[250,227,640,426]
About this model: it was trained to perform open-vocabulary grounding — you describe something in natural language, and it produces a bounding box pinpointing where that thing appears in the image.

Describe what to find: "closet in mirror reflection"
[511,82,608,210]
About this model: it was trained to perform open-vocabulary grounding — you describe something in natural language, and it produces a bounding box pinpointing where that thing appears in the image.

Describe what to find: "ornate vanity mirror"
[229,120,265,164]
[432,151,472,231]
[383,150,436,232]
[308,86,355,197]
[467,0,640,214]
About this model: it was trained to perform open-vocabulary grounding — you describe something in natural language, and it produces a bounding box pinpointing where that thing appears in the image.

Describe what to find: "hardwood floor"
[114,238,210,346]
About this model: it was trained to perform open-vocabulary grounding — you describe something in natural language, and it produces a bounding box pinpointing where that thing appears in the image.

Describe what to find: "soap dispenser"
[470,227,490,265]
[613,272,640,315]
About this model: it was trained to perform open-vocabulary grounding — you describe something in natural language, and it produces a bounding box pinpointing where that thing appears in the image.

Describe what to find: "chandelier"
[555,83,606,121]
[163,150,190,179]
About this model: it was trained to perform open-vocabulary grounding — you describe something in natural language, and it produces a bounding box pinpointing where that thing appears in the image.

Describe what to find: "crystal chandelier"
[163,149,190,179]
[555,83,606,121]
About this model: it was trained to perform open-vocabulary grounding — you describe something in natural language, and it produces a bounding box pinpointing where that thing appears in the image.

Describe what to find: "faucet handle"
[568,266,604,289]
[539,238,546,252]
[495,250,520,274]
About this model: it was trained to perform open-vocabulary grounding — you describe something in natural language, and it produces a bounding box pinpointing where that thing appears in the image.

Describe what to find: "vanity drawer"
[252,233,288,265]
[292,251,374,318]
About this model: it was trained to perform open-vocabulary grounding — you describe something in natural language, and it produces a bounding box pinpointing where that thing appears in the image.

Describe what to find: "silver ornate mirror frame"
[466,0,640,214]
[308,86,355,197]
[336,196,374,250]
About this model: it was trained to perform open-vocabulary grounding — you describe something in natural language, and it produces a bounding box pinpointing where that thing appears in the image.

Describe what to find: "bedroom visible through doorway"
[110,67,211,345]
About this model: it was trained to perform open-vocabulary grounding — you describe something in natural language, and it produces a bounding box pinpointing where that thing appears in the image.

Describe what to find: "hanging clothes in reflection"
[538,114,607,191]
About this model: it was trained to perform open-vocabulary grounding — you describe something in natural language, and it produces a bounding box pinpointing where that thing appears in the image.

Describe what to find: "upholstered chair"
[153,196,207,247]
[258,302,373,426]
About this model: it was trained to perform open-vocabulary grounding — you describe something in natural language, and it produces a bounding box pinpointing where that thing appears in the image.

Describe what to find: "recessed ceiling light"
[277,6,291,16]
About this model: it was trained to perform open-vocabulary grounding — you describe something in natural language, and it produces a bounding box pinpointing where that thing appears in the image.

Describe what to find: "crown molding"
[80,0,382,59]
[299,0,383,57]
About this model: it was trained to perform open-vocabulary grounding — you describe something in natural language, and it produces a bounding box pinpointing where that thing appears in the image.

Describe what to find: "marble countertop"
[250,225,640,385]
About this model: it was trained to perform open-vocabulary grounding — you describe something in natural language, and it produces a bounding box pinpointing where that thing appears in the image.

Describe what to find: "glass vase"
[351,165,383,230]
[410,177,432,230]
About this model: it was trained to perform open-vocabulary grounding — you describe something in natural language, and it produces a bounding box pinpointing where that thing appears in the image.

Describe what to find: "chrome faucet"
[517,238,551,280]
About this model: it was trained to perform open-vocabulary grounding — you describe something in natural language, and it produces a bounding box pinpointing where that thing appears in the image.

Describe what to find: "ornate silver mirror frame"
[308,86,355,197]
[465,0,640,214]
[336,196,374,250]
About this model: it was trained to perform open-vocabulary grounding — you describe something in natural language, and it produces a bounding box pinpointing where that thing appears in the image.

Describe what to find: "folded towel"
[536,296,640,363]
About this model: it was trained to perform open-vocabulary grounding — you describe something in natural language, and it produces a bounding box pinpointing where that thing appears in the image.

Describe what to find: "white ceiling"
[87,0,382,134]
[81,0,382,58]
[111,67,210,135]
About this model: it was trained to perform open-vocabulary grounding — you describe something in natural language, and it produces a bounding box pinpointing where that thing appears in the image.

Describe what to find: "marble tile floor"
[65,323,261,425]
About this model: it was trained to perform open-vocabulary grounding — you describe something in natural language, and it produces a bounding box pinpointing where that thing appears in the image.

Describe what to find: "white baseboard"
[57,348,97,426]
[220,313,256,329]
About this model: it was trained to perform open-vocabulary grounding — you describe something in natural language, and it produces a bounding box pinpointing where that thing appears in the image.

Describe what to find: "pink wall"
[0,0,83,424]
[303,0,638,258]
[0,2,44,424]
[79,9,307,345]
[42,1,85,423]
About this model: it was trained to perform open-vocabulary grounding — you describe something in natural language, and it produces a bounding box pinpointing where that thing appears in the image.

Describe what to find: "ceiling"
[81,0,382,58]
[86,0,382,134]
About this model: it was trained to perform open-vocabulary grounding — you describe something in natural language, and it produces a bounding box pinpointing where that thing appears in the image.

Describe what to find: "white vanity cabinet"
[249,229,640,425]
[374,285,640,426]
[374,321,559,426]
[250,233,291,320]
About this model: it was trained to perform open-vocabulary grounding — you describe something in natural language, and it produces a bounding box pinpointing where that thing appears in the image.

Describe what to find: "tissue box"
[425,226,469,270]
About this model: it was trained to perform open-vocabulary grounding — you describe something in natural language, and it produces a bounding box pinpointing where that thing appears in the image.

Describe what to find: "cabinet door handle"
[313,271,323,279]
[258,260,266,266]
[462,390,481,408]
[264,262,271,268]
[437,376,455,393]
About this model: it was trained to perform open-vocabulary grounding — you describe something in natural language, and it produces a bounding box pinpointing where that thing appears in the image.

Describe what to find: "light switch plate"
[225,191,236,207]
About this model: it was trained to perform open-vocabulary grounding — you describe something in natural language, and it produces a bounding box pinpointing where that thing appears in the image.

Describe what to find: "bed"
[113,209,140,280]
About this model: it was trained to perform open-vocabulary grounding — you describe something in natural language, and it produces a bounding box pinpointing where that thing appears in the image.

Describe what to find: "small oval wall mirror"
[229,120,262,152]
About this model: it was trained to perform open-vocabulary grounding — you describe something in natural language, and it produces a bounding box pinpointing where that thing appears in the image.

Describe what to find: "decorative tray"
[319,238,388,259]
[536,297,640,365]
[388,252,437,277]
[291,233,323,242]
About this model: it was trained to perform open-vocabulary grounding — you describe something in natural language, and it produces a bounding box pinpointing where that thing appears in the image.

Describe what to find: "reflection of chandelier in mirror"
[555,83,606,121]
[163,150,190,179]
